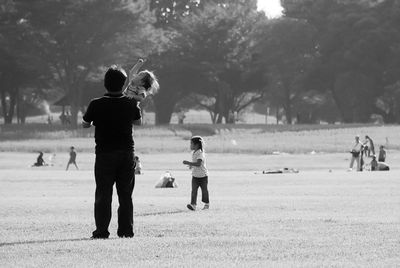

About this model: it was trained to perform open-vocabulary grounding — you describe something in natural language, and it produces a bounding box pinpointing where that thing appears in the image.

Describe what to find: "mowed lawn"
[0,153,399,267]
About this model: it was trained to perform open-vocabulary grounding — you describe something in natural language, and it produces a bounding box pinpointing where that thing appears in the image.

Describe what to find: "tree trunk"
[1,91,7,124]
[216,113,223,124]
[70,104,79,128]
[284,90,292,124]
[285,106,292,124]
[154,91,177,125]
[155,103,175,124]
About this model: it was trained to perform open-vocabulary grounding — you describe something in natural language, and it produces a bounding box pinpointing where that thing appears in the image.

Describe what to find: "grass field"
[1,124,399,154]
[1,151,399,267]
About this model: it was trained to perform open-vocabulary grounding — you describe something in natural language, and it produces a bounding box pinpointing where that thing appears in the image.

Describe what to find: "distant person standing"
[348,135,363,171]
[82,64,142,239]
[183,136,210,211]
[363,135,375,157]
[378,145,386,162]
[134,156,142,175]
[66,146,79,170]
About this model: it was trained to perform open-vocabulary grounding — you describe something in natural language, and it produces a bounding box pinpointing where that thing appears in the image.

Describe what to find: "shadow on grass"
[0,210,189,247]
[137,209,187,217]
[0,237,119,247]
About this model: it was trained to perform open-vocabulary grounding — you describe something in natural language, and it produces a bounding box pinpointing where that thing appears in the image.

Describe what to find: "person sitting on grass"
[370,155,390,171]
[32,152,45,167]
[82,64,142,239]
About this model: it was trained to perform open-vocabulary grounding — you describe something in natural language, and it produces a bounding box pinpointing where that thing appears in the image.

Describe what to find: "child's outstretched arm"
[123,58,145,92]
[183,159,202,167]
[128,58,145,83]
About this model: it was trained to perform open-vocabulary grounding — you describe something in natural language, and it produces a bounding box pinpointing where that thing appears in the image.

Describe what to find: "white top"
[192,149,208,178]
[352,142,362,152]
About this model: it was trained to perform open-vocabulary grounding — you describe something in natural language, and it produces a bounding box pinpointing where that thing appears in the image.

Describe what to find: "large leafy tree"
[0,1,49,124]
[252,17,316,124]
[151,0,266,124]
[9,0,149,127]
[282,0,400,123]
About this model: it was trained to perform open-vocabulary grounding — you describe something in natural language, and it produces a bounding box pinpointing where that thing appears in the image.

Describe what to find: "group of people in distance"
[32,147,143,174]
[32,146,78,170]
[349,135,388,172]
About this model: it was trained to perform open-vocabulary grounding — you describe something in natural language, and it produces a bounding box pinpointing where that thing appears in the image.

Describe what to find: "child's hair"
[70,146,75,150]
[380,145,384,149]
[134,156,139,160]
[191,136,204,152]
[104,65,127,92]
[137,70,159,95]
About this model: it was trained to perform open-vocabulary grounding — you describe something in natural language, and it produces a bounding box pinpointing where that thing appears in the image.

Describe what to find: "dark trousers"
[191,176,209,205]
[93,151,135,237]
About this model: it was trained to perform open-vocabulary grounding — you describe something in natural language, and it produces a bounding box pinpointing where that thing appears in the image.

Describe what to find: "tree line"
[1,0,400,127]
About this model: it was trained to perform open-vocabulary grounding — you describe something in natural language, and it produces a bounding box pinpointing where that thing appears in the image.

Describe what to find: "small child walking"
[183,136,209,211]
[66,146,79,170]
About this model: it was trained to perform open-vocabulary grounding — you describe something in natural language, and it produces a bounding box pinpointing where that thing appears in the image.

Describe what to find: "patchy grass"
[0,153,399,267]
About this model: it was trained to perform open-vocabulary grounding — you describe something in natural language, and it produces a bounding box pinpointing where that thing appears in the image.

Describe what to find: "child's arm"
[129,58,145,80]
[183,159,202,167]
[123,58,145,92]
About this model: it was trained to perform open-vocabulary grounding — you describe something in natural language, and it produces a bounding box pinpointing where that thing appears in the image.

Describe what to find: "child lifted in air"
[123,58,159,102]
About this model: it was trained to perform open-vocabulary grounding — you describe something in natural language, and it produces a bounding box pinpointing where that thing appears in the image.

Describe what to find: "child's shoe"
[202,203,209,210]
[187,204,196,211]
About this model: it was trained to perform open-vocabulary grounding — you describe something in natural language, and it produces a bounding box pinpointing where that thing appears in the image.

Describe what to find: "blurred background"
[1,0,399,128]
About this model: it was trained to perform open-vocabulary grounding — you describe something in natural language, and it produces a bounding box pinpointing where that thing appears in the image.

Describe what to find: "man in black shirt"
[82,65,141,239]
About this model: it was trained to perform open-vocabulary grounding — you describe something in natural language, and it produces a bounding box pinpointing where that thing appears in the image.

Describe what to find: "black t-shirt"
[83,93,141,153]
[69,151,76,161]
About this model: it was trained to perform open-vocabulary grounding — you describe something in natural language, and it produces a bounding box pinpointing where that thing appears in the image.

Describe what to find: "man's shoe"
[118,232,134,238]
[202,204,209,210]
[187,204,196,211]
[91,230,109,239]
[90,234,109,239]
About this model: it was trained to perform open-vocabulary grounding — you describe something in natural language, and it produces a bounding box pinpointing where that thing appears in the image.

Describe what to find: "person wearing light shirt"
[349,135,363,171]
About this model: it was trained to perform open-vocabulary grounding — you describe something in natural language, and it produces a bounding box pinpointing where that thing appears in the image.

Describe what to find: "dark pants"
[93,151,135,238]
[191,176,209,205]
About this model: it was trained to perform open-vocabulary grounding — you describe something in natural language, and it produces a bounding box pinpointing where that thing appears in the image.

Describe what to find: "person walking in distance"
[66,146,79,170]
